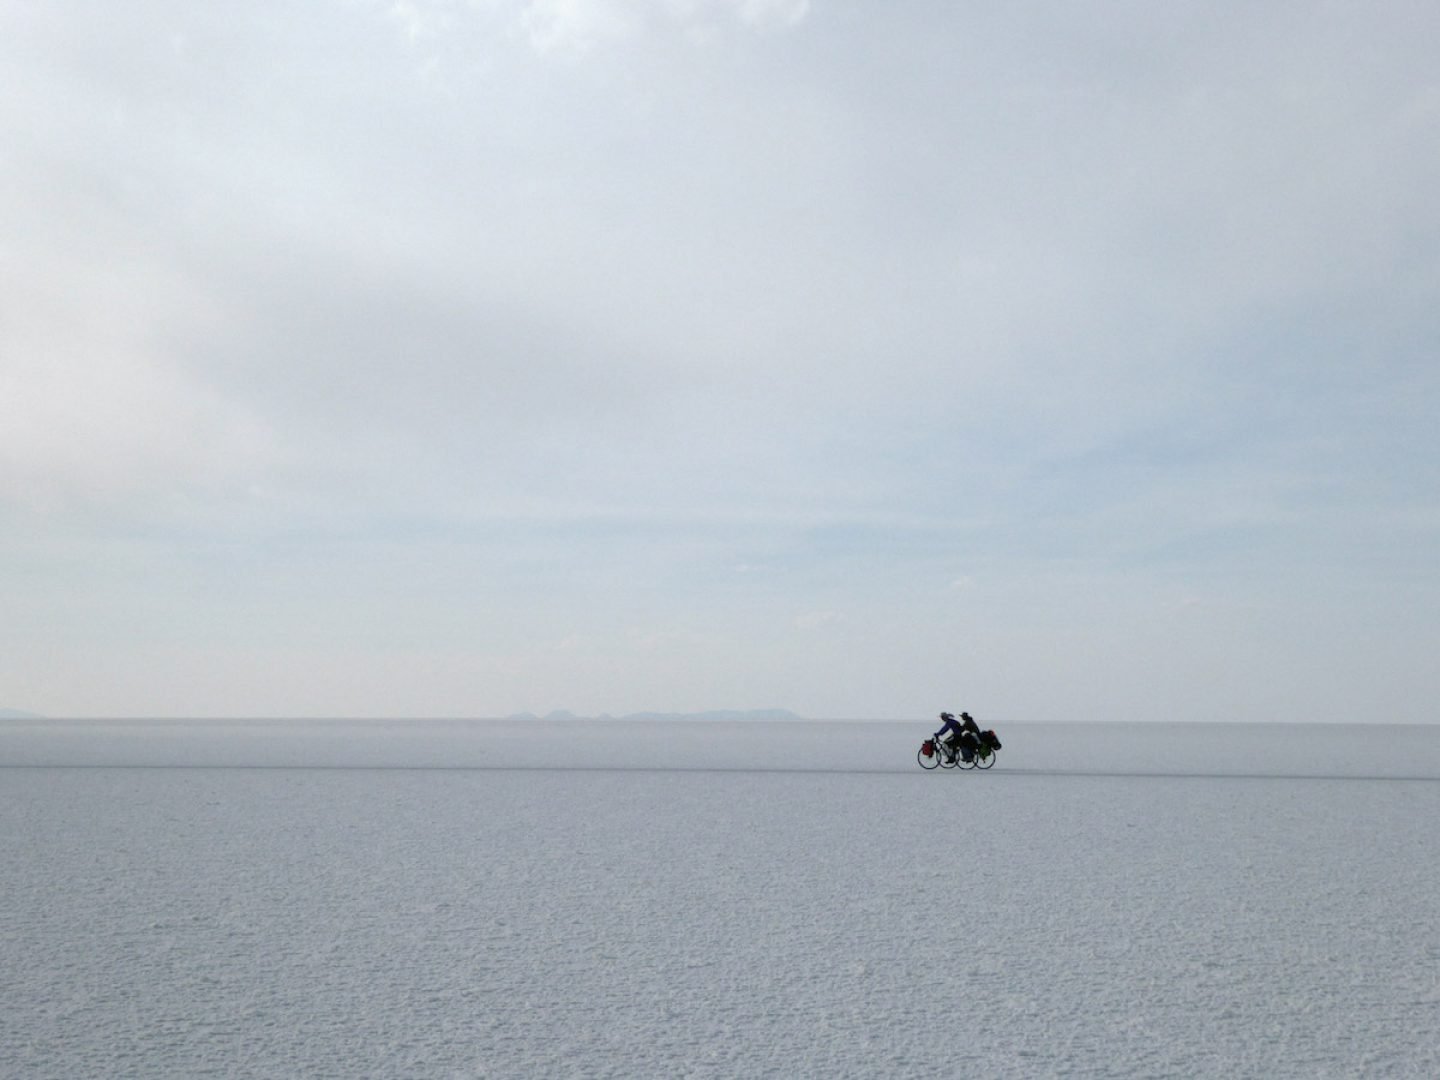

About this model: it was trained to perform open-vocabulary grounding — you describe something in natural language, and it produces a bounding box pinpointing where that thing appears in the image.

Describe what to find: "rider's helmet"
[960,712,972,721]
[940,712,954,721]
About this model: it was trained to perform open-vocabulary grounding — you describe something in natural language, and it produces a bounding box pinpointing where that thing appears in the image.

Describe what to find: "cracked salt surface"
[3,721,1438,1078]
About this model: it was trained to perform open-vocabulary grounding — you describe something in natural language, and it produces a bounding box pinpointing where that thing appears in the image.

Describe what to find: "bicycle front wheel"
[917,746,939,770]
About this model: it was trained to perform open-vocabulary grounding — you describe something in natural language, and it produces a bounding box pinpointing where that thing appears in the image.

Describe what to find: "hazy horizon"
[4,711,1435,728]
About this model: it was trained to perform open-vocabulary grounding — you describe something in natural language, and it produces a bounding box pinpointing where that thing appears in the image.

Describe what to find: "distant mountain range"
[505,709,805,722]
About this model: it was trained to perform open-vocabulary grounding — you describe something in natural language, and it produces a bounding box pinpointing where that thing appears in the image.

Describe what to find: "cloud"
[3,2,1438,719]
[793,610,839,631]
[519,0,638,54]
[426,0,817,55]
[738,0,809,28]
[0,216,279,513]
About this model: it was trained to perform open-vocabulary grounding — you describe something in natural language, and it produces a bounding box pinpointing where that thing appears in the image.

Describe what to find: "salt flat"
[2,721,1438,1078]
[6,718,1440,777]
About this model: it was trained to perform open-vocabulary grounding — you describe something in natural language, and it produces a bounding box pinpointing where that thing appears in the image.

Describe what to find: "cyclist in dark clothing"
[933,712,963,763]
[956,712,981,762]
[934,711,982,763]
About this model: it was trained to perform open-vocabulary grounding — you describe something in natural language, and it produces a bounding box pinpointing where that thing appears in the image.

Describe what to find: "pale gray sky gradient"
[3,1,1437,720]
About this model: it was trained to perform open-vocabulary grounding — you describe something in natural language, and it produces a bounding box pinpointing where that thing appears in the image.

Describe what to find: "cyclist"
[933,712,964,763]
[935,710,983,763]
[956,712,982,762]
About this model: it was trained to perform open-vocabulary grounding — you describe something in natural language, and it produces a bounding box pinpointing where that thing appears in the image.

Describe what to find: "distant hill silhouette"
[506,709,804,722]
[0,708,45,720]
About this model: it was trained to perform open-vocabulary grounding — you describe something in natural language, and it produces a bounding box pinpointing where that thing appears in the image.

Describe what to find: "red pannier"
[921,738,936,758]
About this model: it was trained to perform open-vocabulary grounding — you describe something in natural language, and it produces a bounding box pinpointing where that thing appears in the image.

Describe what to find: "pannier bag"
[981,730,1002,750]
[921,739,935,758]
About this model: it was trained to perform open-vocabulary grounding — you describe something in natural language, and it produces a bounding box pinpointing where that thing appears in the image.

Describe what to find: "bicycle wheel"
[917,745,939,770]
[975,748,996,770]
[938,748,958,769]
[958,753,977,770]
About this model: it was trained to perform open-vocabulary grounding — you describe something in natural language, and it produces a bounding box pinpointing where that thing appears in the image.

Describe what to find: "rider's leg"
[959,732,976,762]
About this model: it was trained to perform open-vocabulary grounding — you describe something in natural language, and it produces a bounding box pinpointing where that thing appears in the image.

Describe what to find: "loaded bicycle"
[917,730,1000,771]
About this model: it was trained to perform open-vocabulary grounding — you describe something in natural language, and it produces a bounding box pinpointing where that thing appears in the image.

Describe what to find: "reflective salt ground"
[3,721,1438,1078]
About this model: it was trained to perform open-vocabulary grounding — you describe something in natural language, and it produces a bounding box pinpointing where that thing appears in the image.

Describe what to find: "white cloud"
[517,0,809,53]
[736,0,809,29]
[2,1,1437,719]
[386,1,442,41]
[794,610,839,631]
[520,0,637,53]
[0,240,279,514]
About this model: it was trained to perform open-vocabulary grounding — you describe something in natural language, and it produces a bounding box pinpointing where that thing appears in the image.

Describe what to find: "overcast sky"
[3,0,1437,721]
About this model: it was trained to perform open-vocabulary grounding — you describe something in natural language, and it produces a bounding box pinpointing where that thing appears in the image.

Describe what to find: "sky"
[3,0,1437,722]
